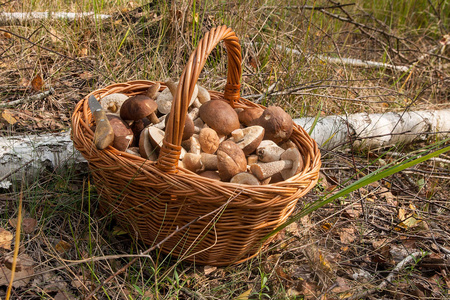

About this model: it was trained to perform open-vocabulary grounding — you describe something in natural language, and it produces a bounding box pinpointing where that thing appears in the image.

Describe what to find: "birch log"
[1,109,449,188]
[0,12,111,23]
[294,109,450,150]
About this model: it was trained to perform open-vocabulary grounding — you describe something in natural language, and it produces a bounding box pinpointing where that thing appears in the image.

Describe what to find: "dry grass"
[0,0,449,299]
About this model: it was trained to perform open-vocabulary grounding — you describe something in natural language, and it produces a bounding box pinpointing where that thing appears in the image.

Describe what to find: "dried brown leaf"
[0,254,35,288]
[9,218,37,234]
[55,240,72,253]
[31,73,44,91]
[338,227,356,244]
[234,288,252,300]
[203,265,217,276]
[2,109,17,125]
[0,227,13,250]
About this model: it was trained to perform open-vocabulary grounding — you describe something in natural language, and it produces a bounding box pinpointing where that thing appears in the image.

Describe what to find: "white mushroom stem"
[153,115,167,130]
[192,98,202,108]
[231,129,244,142]
[250,160,293,180]
[189,135,201,154]
[188,107,200,120]
[256,140,285,162]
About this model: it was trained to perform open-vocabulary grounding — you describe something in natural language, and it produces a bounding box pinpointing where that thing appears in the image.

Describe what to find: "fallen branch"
[0,88,54,107]
[0,12,111,23]
[294,109,450,150]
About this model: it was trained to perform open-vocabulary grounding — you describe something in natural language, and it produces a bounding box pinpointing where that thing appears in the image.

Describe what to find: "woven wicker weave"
[71,26,321,266]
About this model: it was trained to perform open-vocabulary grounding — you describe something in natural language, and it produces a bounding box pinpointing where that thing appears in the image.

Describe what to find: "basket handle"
[157,25,242,173]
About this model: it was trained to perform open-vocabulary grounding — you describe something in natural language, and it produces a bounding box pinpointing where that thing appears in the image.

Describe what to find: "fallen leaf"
[0,227,13,250]
[2,109,17,125]
[338,227,356,244]
[0,254,35,288]
[31,73,44,91]
[204,265,217,276]
[9,218,37,234]
[55,240,72,253]
[1,31,12,39]
[234,288,252,300]
[344,203,362,218]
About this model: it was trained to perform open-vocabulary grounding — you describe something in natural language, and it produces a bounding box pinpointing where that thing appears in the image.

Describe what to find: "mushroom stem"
[250,160,293,180]
[182,152,218,172]
[256,140,285,162]
[148,113,160,124]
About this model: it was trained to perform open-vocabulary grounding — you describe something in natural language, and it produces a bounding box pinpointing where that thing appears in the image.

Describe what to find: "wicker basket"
[71,26,321,266]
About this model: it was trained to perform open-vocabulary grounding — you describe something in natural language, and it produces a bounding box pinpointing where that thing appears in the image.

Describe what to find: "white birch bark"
[294,109,450,150]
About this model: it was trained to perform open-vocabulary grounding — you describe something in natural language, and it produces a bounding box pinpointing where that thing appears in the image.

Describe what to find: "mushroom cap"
[255,106,293,144]
[197,85,211,104]
[120,95,158,121]
[235,125,265,155]
[183,153,202,172]
[155,88,173,115]
[238,107,264,126]
[230,172,260,185]
[216,140,247,181]
[280,147,302,180]
[199,100,240,136]
[198,170,221,180]
[106,114,134,151]
[199,127,220,154]
[100,93,129,114]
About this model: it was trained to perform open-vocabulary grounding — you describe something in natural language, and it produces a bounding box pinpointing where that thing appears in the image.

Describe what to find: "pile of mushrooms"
[97,80,304,185]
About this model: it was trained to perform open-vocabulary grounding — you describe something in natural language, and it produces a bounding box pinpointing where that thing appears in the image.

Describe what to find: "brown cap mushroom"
[250,148,302,180]
[230,172,260,185]
[120,95,160,124]
[216,140,247,181]
[232,125,265,155]
[199,100,240,136]
[198,170,221,180]
[256,140,285,162]
[255,106,293,144]
[238,107,264,126]
[106,114,134,151]
[199,128,220,154]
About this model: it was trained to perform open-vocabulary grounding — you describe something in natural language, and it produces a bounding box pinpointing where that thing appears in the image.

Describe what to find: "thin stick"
[5,192,22,300]
[0,88,54,107]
